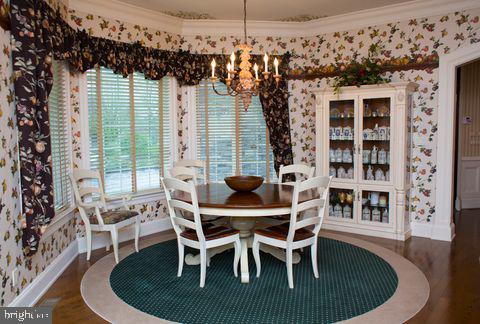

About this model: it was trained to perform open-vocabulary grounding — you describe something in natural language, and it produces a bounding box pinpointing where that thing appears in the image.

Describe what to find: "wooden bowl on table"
[224,176,264,192]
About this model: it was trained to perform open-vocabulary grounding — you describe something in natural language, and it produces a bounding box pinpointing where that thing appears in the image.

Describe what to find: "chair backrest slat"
[168,166,198,185]
[287,176,332,241]
[70,169,107,209]
[172,215,196,230]
[174,159,207,184]
[161,177,206,241]
[278,164,315,185]
[79,186,102,198]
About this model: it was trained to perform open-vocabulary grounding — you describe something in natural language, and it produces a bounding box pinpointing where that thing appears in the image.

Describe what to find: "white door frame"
[434,43,480,241]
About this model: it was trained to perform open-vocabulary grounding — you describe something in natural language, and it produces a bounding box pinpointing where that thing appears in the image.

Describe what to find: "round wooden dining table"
[172,182,319,283]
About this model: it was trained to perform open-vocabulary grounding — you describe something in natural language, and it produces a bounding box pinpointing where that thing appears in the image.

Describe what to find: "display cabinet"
[314,83,418,240]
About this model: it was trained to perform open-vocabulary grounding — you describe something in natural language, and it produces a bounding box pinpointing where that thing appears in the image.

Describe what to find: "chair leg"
[134,216,140,253]
[177,242,184,277]
[311,240,319,278]
[252,237,261,278]
[233,238,241,277]
[200,248,207,288]
[286,247,294,289]
[105,232,110,252]
[110,229,119,264]
[86,229,92,261]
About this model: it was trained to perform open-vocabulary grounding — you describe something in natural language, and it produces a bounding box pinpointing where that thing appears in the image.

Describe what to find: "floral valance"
[35,0,290,86]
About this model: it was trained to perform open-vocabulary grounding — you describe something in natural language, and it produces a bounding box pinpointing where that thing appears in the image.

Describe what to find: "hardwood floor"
[37,210,480,323]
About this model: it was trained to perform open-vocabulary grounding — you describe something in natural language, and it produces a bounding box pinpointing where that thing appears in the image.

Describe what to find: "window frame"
[47,60,75,230]
[83,69,178,198]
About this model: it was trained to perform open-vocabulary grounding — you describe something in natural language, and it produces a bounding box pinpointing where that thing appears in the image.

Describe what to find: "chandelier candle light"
[210,0,281,111]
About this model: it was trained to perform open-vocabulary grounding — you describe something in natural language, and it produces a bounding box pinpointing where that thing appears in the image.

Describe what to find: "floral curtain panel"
[11,0,55,256]
[260,76,295,178]
[11,0,295,255]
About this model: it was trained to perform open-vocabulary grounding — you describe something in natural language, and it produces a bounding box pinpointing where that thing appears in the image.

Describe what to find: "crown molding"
[69,0,480,38]
[69,0,183,35]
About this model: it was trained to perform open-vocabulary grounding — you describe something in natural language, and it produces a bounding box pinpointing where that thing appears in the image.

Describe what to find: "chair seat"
[255,224,315,241]
[180,225,239,241]
[90,209,139,225]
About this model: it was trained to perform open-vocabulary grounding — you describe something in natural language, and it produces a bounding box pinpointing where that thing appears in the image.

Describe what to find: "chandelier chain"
[244,0,247,44]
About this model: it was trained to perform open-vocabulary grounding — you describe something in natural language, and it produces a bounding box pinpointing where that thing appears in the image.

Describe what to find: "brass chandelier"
[210,0,281,111]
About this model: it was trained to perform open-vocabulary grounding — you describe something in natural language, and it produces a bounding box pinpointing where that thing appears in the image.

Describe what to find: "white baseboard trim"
[411,221,455,241]
[77,218,172,253]
[410,222,433,239]
[431,222,456,242]
[8,240,79,307]
[460,197,480,209]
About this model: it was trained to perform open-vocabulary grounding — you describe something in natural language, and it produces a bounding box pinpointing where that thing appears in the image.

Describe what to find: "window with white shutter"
[49,60,72,211]
[86,67,172,195]
[196,79,276,182]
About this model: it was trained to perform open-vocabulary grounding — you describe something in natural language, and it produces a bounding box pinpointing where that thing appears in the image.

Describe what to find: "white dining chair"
[174,159,207,184]
[161,177,241,287]
[266,164,316,224]
[70,169,141,264]
[252,175,332,288]
[278,164,316,185]
[168,165,223,224]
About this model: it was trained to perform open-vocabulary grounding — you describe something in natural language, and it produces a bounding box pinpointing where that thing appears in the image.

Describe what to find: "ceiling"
[116,0,414,22]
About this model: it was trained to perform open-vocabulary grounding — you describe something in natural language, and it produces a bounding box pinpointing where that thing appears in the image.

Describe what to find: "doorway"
[454,59,480,211]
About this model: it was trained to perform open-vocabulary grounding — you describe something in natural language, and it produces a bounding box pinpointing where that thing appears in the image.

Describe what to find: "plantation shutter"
[49,60,71,211]
[87,68,171,195]
[196,79,275,182]
[133,74,171,191]
[197,80,237,182]
[100,68,132,194]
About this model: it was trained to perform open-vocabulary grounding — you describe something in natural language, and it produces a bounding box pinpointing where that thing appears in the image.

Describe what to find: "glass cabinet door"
[328,187,355,220]
[328,100,355,182]
[360,97,392,183]
[360,189,391,224]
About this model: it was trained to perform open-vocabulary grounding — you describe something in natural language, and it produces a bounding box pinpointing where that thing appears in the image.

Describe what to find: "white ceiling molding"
[70,0,480,38]
[69,0,184,35]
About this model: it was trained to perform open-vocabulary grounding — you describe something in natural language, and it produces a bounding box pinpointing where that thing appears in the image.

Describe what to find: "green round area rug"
[110,237,398,323]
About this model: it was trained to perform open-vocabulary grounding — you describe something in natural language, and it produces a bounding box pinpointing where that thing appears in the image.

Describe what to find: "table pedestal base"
[184,217,300,283]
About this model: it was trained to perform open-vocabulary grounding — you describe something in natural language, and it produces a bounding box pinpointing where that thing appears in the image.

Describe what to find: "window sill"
[106,189,166,208]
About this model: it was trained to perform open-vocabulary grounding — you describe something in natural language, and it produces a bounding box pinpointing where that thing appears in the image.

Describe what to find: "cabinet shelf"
[362,163,390,166]
[362,203,388,208]
[331,161,354,164]
[362,139,390,142]
[363,115,390,119]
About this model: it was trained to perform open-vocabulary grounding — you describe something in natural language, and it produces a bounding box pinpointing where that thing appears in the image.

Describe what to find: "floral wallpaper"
[0,0,479,307]
[65,8,480,225]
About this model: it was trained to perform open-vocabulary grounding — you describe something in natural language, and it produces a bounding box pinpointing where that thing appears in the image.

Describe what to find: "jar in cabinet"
[335,148,343,162]
[378,149,387,165]
[329,166,336,177]
[371,145,378,164]
[329,149,336,162]
[372,207,381,222]
[343,205,352,218]
[362,206,371,220]
[334,204,343,218]
[382,209,389,223]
